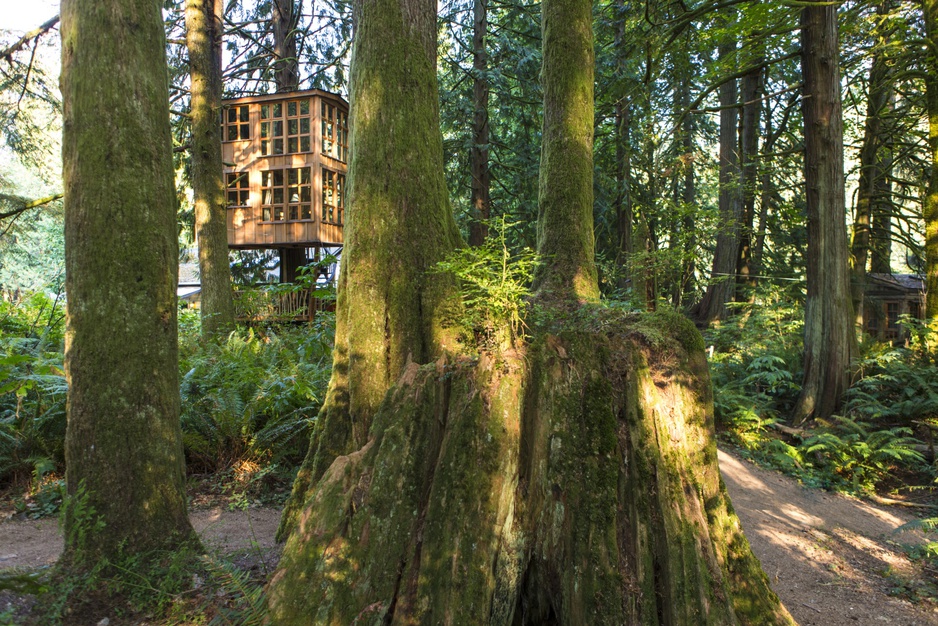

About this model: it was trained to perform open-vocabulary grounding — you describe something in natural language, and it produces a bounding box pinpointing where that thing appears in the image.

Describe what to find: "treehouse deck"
[222,89,348,250]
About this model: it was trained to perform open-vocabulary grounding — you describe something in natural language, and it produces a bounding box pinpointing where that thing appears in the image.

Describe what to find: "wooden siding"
[223,90,347,249]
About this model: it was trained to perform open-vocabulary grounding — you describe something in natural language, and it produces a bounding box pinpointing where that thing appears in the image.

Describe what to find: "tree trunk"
[468,0,491,247]
[533,0,599,301]
[851,0,895,325]
[186,0,236,336]
[269,0,793,622]
[694,36,741,325]
[792,2,857,424]
[273,0,300,92]
[276,0,462,540]
[681,87,697,307]
[926,0,938,319]
[61,0,197,563]
[614,101,633,292]
[736,57,763,301]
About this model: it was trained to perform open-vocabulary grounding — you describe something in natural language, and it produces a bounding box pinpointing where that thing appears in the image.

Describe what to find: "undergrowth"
[708,292,934,496]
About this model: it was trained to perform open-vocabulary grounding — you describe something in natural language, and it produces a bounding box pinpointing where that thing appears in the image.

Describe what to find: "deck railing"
[233,285,332,322]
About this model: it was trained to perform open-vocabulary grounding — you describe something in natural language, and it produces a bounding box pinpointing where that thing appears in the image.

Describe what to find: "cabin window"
[885,301,900,339]
[910,301,922,320]
[321,102,348,162]
[261,99,311,156]
[322,168,345,224]
[226,172,249,207]
[261,167,311,222]
[222,105,250,141]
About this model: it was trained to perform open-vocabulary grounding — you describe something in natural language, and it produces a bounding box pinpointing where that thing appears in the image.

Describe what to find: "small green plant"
[434,217,539,349]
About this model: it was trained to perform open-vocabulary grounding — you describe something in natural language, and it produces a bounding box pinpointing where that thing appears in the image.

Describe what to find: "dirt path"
[0,507,282,571]
[720,448,938,625]
[2,452,937,624]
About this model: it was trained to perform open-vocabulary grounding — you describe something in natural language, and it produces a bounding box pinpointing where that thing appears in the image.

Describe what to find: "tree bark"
[792,2,857,424]
[468,0,491,247]
[694,35,741,324]
[533,0,599,301]
[926,0,938,318]
[186,0,236,336]
[851,0,895,325]
[61,0,197,563]
[272,0,300,92]
[736,56,763,301]
[276,0,462,540]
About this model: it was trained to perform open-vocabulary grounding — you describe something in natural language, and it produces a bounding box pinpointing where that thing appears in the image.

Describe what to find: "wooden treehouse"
[222,89,348,321]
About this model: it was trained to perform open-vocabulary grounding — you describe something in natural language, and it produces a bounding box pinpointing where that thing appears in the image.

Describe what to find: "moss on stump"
[267,311,793,625]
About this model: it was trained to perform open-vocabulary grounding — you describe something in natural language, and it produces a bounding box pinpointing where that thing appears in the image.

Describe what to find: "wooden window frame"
[226,171,250,207]
[321,101,348,163]
[261,167,312,223]
[261,99,312,156]
[322,167,345,225]
[222,104,250,142]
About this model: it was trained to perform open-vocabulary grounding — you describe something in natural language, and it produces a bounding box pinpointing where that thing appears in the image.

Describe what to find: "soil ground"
[1,449,937,624]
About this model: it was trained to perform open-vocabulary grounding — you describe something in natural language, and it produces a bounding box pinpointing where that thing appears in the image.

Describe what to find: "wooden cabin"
[222,89,348,274]
[222,89,348,320]
[863,273,925,341]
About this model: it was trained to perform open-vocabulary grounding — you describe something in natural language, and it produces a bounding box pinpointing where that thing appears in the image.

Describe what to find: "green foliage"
[179,323,332,474]
[0,292,66,491]
[710,292,930,495]
[434,218,539,348]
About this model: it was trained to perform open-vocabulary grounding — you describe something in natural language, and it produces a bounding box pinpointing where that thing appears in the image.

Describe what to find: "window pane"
[301,205,311,220]
[261,104,270,119]
[273,170,284,186]
[273,138,284,154]
[263,207,271,221]
[300,118,310,134]
[300,136,310,152]
[288,169,298,184]
[261,122,269,138]
[239,190,249,204]
[273,103,282,117]
[289,205,298,220]
[239,106,249,122]
[288,119,298,135]
[288,101,297,117]
[262,171,271,186]
[301,186,311,203]
[300,99,309,115]
[273,188,284,204]
[228,126,238,141]
[239,124,249,139]
[288,137,298,153]
[227,108,237,123]
[273,120,283,136]
[301,167,310,183]
[274,207,284,221]
[289,186,299,202]
[261,140,269,155]
[263,189,272,204]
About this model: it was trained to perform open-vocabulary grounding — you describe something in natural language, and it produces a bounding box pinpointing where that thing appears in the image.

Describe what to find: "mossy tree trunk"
[792,1,857,423]
[276,0,462,540]
[534,0,599,301]
[61,0,197,563]
[267,0,793,622]
[922,0,938,319]
[186,0,236,337]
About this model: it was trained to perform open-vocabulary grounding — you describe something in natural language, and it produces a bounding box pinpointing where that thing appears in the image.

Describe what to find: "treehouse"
[222,89,348,282]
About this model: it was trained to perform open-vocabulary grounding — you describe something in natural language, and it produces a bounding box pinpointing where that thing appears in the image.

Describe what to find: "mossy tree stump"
[268,312,793,624]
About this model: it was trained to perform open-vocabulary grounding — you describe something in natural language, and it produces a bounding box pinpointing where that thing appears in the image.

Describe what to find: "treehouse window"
[321,102,348,162]
[223,105,250,141]
[322,168,345,224]
[226,172,249,207]
[261,167,311,222]
[261,99,311,156]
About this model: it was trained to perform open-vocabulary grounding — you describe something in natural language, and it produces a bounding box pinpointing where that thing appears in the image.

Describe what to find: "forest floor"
[0,448,936,624]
